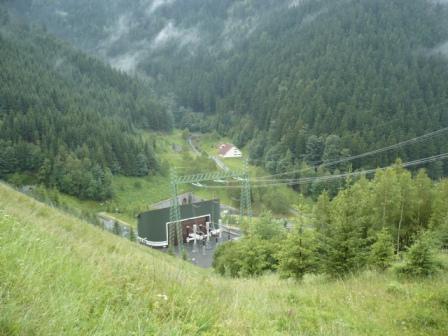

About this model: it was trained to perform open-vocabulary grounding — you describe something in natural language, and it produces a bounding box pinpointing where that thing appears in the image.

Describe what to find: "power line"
[195,152,448,189]
[247,101,448,166]
[253,126,448,181]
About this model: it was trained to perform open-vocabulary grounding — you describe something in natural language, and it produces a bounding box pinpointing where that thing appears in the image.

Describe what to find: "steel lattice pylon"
[169,169,182,251]
[169,161,252,253]
[240,159,252,225]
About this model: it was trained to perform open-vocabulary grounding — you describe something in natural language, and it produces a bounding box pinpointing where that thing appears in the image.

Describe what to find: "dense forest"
[8,0,448,181]
[0,7,173,200]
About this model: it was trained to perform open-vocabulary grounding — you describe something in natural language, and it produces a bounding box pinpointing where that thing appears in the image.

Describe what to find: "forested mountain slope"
[5,0,448,177]
[0,8,172,200]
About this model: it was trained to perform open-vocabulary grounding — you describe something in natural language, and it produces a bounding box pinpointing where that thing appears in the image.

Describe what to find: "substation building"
[137,199,220,248]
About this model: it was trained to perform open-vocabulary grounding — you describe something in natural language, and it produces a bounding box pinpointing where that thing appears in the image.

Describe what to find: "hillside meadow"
[0,183,447,335]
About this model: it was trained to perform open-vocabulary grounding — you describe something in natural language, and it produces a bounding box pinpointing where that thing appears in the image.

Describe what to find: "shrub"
[396,231,440,277]
[213,238,278,277]
[245,211,285,240]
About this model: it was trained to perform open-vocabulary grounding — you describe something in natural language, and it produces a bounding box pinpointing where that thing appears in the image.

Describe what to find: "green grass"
[26,130,299,226]
[1,183,447,335]
[191,133,301,215]
[38,174,179,227]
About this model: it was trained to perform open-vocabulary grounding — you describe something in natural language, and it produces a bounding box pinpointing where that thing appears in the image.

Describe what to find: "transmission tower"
[240,160,252,225]
[169,168,182,252]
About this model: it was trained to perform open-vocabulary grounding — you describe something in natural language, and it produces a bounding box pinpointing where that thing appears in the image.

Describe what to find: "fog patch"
[104,15,132,47]
[221,1,261,50]
[302,7,329,26]
[147,0,175,15]
[429,41,448,57]
[110,50,145,73]
[54,57,65,70]
[221,17,259,50]
[289,0,306,8]
[151,22,200,49]
[55,10,68,17]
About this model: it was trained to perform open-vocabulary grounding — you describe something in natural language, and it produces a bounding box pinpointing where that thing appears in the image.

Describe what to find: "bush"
[245,211,285,240]
[435,217,448,250]
[213,238,278,277]
[395,231,441,277]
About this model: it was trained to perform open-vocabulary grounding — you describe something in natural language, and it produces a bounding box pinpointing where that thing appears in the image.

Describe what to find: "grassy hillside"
[1,183,447,335]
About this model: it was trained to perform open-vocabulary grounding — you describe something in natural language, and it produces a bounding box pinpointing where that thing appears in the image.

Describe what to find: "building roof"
[149,192,202,210]
[218,143,237,156]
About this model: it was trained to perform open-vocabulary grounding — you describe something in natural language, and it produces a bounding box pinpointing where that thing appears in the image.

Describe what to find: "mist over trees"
[14,0,448,178]
[2,0,448,195]
[0,8,172,200]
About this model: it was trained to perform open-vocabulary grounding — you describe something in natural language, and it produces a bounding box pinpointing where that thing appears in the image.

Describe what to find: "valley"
[18,130,299,230]
[1,1,448,334]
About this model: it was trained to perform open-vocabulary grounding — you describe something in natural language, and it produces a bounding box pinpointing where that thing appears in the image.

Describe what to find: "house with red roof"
[218,143,242,158]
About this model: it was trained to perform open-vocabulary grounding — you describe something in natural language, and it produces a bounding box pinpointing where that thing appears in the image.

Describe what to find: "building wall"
[222,148,242,158]
[137,199,220,245]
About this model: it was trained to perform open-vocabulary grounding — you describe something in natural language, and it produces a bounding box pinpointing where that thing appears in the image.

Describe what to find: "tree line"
[0,8,172,200]
[213,164,448,279]
[171,0,448,180]
[8,0,448,182]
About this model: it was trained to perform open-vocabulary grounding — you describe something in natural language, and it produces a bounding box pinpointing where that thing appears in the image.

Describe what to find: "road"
[187,135,229,171]
[187,136,201,156]
[186,134,298,220]
[210,155,229,171]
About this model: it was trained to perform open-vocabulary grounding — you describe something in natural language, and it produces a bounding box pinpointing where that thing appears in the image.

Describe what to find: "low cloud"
[289,0,306,8]
[110,50,145,73]
[221,17,259,50]
[151,21,200,50]
[105,15,131,46]
[429,41,448,57]
[301,8,329,26]
[147,0,175,15]
[55,10,68,17]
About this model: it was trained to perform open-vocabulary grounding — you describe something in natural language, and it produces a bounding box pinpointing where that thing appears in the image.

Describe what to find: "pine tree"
[397,231,440,277]
[323,189,368,277]
[277,226,318,280]
[314,191,331,234]
[368,228,395,271]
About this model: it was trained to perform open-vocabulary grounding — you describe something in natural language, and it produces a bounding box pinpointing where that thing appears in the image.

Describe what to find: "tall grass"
[1,183,447,335]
